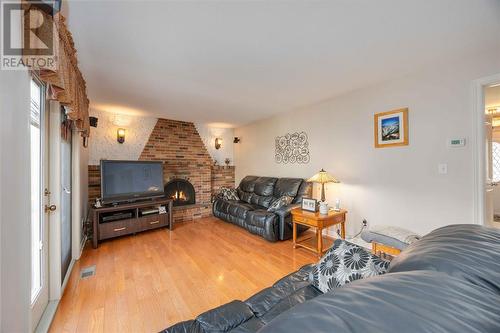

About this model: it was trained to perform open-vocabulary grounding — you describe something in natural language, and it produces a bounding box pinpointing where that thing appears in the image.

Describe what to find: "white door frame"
[48,100,63,301]
[472,73,500,226]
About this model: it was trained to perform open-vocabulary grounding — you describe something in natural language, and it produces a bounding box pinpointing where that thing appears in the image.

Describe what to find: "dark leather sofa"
[162,224,500,333]
[212,176,312,241]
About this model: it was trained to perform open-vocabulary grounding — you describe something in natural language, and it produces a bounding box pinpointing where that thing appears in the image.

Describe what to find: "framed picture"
[302,198,317,212]
[374,108,409,148]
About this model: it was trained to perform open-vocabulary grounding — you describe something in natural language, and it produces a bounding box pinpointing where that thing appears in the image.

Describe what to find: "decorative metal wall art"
[275,132,310,164]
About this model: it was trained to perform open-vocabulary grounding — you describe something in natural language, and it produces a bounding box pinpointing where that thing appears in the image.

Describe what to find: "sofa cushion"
[273,178,303,198]
[227,201,255,219]
[245,287,288,318]
[249,193,274,208]
[214,199,254,217]
[213,199,232,215]
[245,264,315,318]
[253,177,278,196]
[259,271,500,333]
[273,264,314,292]
[292,181,312,204]
[228,317,265,333]
[259,285,322,325]
[237,189,254,204]
[310,239,389,293]
[245,210,277,229]
[195,300,254,332]
[244,210,279,241]
[388,224,500,293]
[239,176,259,193]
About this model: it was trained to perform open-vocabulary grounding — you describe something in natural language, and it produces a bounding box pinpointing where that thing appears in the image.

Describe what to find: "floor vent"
[80,265,96,279]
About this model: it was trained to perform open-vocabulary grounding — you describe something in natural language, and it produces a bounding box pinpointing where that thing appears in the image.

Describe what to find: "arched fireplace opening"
[164,179,196,206]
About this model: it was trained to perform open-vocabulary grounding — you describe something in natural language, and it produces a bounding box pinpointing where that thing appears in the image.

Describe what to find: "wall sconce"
[215,137,223,150]
[89,116,98,128]
[117,128,126,144]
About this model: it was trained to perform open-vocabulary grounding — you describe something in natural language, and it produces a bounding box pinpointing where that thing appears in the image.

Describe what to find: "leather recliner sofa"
[213,176,312,241]
[162,224,500,333]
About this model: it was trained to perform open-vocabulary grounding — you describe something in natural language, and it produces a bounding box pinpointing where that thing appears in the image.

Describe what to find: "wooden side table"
[291,208,347,258]
[372,242,401,257]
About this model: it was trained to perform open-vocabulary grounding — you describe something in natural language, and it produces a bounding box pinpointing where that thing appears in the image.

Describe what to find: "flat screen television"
[100,160,164,204]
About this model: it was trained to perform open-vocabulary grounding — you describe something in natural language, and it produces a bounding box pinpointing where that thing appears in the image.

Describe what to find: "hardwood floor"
[49,217,316,333]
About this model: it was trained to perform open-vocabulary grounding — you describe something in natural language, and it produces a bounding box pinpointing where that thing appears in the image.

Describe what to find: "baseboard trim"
[34,300,59,333]
[61,259,75,294]
[79,234,87,258]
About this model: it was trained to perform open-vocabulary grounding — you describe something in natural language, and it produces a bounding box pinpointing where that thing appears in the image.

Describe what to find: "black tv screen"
[101,160,164,203]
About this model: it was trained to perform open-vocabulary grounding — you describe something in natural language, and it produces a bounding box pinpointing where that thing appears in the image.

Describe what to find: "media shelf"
[91,198,173,248]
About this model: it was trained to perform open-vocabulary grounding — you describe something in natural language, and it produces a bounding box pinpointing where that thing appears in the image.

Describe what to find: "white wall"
[195,124,235,165]
[88,109,157,165]
[0,70,32,332]
[235,49,500,236]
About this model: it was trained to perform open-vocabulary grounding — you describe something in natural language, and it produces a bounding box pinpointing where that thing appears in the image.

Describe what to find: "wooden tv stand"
[91,198,173,248]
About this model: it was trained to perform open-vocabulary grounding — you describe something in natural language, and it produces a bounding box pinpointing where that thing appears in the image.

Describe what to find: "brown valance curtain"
[22,5,90,137]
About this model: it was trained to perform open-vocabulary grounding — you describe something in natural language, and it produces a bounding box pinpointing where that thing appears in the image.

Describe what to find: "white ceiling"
[66,0,500,127]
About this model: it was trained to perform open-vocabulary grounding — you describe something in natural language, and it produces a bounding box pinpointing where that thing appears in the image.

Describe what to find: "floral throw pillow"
[267,196,294,212]
[309,238,390,293]
[219,187,239,201]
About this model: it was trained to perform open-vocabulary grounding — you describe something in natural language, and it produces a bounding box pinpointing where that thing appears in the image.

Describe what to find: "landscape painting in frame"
[374,108,408,148]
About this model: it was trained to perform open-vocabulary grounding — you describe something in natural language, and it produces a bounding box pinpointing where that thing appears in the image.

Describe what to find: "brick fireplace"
[139,119,214,223]
[88,118,235,224]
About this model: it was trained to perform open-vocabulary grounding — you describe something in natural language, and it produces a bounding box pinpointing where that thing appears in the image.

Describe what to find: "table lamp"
[307,169,340,202]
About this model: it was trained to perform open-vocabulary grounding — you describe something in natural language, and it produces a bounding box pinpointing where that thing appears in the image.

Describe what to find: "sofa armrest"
[274,203,301,220]
[274,203,301,240]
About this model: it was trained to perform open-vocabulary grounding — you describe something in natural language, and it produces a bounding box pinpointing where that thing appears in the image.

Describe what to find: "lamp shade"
[307,169,339,184]
[307,169,339,202]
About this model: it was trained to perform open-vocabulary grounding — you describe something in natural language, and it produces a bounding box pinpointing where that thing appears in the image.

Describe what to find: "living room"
[1,1,500,332]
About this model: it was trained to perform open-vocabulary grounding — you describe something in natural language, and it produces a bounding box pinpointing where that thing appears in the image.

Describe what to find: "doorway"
[484,83,500,227]
[473,73,500,227]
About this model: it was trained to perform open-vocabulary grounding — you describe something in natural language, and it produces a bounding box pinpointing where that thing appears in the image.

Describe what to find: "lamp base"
[319,201,329,215]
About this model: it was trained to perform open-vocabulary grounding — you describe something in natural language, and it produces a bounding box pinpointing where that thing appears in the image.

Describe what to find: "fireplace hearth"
[164,179,196,206]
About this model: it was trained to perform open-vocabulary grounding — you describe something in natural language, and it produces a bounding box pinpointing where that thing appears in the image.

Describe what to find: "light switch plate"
[438,163,448,174]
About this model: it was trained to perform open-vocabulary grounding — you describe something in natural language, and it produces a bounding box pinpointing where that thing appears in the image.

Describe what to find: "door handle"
[45,204,57,213]
[487,182,498,187]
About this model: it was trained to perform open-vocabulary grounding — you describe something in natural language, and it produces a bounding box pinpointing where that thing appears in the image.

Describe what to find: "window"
[30,78,44,303]
[493,142,500,182]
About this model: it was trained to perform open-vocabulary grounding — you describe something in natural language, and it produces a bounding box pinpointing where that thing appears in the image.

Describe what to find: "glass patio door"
[30,76,49,328]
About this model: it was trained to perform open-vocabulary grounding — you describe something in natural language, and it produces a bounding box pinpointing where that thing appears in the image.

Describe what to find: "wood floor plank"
[49,217,316,333]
